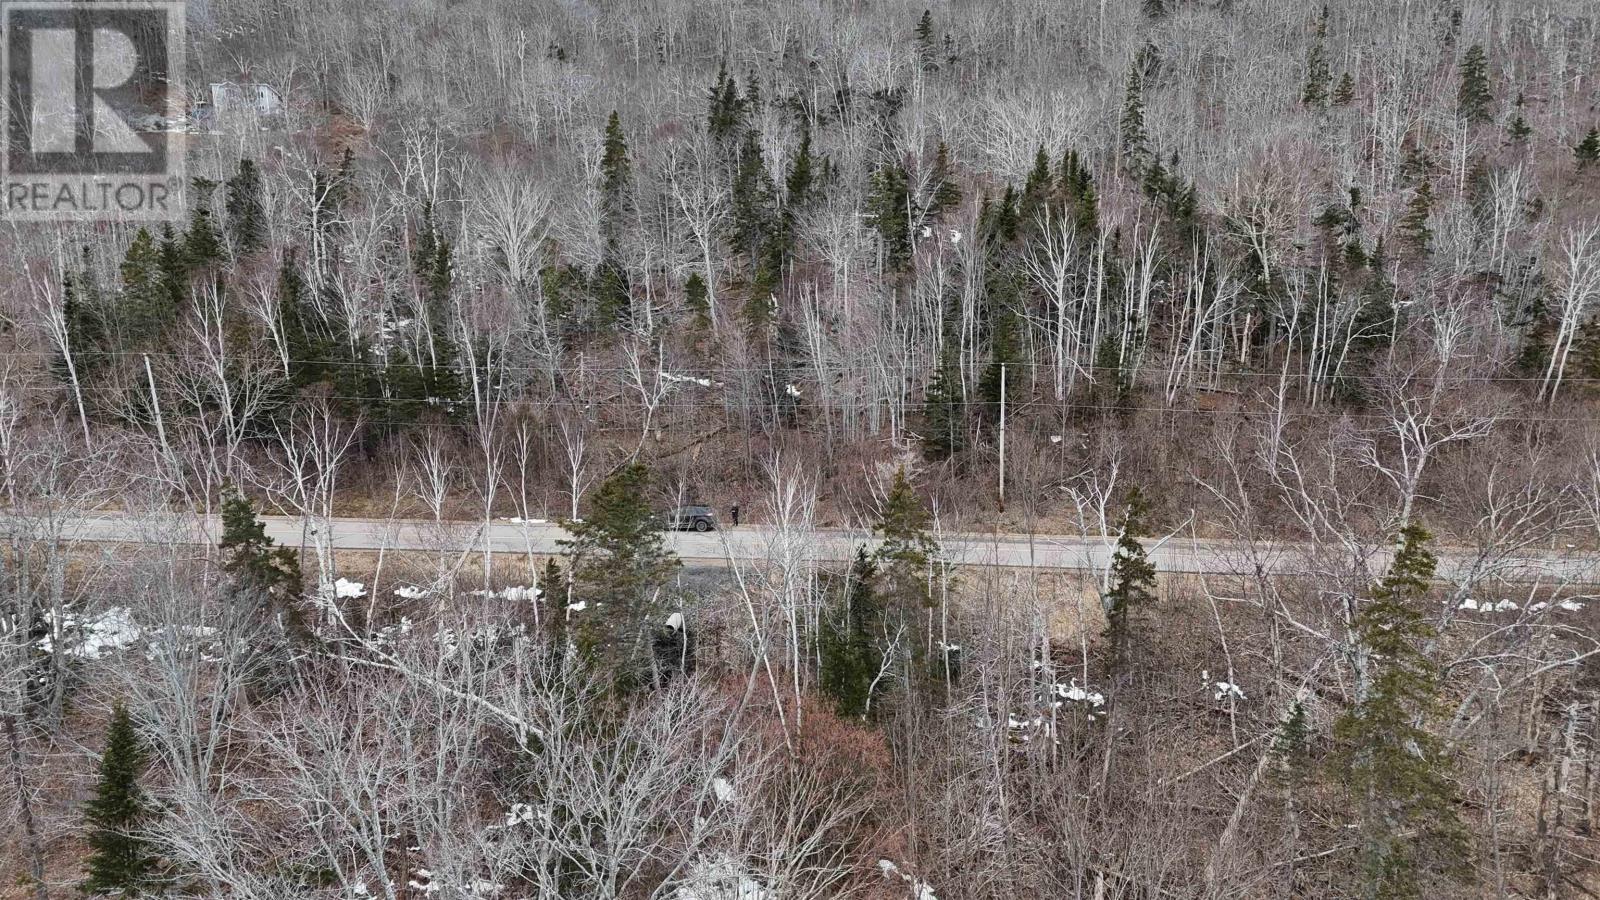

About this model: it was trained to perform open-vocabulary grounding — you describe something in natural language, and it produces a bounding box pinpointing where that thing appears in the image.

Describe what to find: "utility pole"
[998,364,1006,513]
[144,354,172,463]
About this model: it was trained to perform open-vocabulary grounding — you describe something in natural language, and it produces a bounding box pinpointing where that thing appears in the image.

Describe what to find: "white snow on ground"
[38,607,143,659]
[395,585,429,600]
[1214,681,1247,701]
[1053,679,1105,708]
[784,383,802,398]
[407,869,502,897]
[1458,597,1552,614]
[877,859,939,900]
[1559,600,1587,612]
[334,577,367,599]
[712,776,736,803]
[506,516,549,524]
[466,586,546,602]
[660,372,719,388]
[504,802,539,827]
[672,857,769,900]
[565,600,588,614]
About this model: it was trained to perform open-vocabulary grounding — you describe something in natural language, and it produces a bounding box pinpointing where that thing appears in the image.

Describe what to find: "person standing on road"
[730,503,740,526]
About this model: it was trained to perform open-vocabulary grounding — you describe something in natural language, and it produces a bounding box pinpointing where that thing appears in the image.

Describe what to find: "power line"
[5,347,1600,384]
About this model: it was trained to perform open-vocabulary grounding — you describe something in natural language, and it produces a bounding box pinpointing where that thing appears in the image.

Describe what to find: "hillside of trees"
[3,0,1600,897]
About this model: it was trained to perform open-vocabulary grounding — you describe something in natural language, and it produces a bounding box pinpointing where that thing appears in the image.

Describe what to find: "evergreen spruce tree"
[867,160,913,271]
[600,111,633,255]
[976,303,1021,422]
[1399,182,1434,257]
[595,112,635,330]
[914,10,937,72]
[875,467,936,572]
[925,141,961,220]
[1120,63,1150,177]
[1141,0,1167,19]
[219,486,307,639]
[684,271,710,329]
[819,550,884,717]
[706,63,743,143]
[1398,143,1434,186]
[1457,45,1493,126]
[82,704,154,895]
[118,228,171,350]
[922,335,965,461]
[1302,9,1332,107]
[156,224,188,313]
[1333,524,1469,899]
[873,466,938,620]
[225,158,267,253]
[1576,127,1600,169]
[560,463,680,689]
[1333,72,1357,106]
[1018,145,1054,232]
[1103,491,1155,680]
[1506,93,1532,146]
[1059,148,1099,236]
[785,126,815,211]
[731,129,777,261]
[184,181,225,272]
[56,269,107,383]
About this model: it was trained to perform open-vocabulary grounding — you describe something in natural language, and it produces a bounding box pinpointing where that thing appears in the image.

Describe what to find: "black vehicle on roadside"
[666,505,718,532]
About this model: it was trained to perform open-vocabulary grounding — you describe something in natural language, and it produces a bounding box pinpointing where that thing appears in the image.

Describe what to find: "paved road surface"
[32,514,1600,582]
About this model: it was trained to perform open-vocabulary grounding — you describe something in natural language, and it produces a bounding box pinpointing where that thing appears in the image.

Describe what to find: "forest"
[3,0,1600,896]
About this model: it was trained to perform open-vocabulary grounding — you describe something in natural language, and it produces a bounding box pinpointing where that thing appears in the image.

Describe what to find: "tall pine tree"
[225,158,267,253]
[1457,45,1493,126]
[1103,491,1156,681]
[82,705,155,895]
[560,463,680,689]
[819,550,885,717]
[1333,524,1469,899]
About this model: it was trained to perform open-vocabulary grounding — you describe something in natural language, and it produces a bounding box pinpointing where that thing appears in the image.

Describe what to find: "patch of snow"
[949,229,962,244]
[1494,599,1519,612]
[1214,681,1246,701]
[1054,680,1105,708]
[712,776,735,803]
[877,858,938,900]
[672,857,769,900]
[1558,600,1586,612]
[565,600,588,614]
[334,577,367,599]
[395,585,428,600]
[920,225,933,238]
[1050,434,1063,444]
[505,803,538,827]
[39,607,143,660]
[660,372,717,389]
[1458,598,1479,611]
[784,383,802,398]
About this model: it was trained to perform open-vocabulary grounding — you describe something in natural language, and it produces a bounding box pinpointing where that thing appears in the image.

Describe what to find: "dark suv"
[666,505,718,532]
